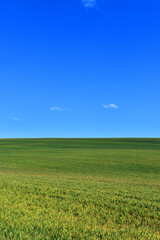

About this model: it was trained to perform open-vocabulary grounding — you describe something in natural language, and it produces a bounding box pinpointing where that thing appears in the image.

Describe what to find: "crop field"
[0,138,160,239]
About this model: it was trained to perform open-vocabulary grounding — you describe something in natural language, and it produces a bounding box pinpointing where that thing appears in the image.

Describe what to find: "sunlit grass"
[0,138,160,239]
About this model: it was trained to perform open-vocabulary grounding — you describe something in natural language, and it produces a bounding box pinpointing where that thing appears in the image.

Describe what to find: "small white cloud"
[82,0,96,8]
[12,117,20,121]
[103,104,109,109]
[109,104,118,109]
[103,104,118,109]
[50,106,69,111]
[50,106,62,111]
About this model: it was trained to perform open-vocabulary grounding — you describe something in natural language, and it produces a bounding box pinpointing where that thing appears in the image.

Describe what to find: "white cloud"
[103,104,109,109]
[109,104,118,109]
[50,106,69,111]
[50,106,61,111]
[12,117,20,121]
[82,0,96,8]
[103,104,118,109]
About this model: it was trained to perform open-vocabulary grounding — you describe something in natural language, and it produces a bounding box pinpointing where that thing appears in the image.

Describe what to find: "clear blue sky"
[1,0,160,138]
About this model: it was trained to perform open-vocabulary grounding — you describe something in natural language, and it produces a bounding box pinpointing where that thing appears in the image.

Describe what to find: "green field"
[0,138,159,239]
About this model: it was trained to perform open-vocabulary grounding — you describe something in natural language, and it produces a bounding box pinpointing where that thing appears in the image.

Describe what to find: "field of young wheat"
[0,138,159,239]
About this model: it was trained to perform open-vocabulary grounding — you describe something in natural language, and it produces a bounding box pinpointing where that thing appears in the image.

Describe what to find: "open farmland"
[0,138,160,239]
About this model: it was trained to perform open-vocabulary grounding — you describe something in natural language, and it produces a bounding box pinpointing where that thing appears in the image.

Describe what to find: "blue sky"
[0,0,160,138]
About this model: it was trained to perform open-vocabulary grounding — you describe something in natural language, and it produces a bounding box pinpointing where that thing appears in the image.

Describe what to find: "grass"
[0,138,159,239]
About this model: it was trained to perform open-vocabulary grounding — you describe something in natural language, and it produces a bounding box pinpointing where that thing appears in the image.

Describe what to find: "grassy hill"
[0,138,159,239]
